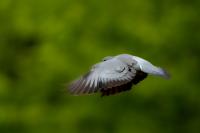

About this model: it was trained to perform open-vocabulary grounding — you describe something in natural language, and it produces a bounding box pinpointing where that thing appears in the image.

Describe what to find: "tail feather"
[158,68,170,79]
[132,56,170,79]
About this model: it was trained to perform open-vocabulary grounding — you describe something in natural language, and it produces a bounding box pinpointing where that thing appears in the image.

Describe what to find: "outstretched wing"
[68,58,136,95]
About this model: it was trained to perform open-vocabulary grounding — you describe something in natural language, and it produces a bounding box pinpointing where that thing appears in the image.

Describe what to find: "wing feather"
[69,58,136,95]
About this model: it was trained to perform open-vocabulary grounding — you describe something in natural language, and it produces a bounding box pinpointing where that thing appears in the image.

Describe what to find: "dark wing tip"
[68,75,99,95]
[68,78,82,95]
[68,71,92,95]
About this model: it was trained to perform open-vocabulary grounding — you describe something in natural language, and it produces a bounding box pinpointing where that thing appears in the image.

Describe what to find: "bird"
[68,54,169,96]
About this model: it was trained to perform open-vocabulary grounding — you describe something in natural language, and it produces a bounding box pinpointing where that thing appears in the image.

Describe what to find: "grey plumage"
[69,54,169,96]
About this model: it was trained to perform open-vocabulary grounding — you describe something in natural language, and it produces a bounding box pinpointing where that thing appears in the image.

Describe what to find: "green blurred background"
[0,0,200,133]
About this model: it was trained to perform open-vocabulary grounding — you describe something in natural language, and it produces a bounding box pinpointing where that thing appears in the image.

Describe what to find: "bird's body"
[69,54,169,96]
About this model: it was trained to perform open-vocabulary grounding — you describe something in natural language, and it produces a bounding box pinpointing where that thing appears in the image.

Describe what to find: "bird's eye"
[102,58,109,61]
[102,56,112,61]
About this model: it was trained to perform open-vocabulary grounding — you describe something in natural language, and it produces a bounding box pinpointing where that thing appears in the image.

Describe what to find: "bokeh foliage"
[0,0,200,133]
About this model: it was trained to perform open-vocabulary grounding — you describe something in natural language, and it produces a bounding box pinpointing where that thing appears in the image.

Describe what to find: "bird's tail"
[132,56,170,79]
[152,67,170,79]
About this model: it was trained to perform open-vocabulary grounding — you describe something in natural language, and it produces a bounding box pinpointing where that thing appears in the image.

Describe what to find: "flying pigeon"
[69,54,169,96]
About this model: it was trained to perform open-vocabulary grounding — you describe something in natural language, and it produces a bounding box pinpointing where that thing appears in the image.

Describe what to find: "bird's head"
[102,56,113,61]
